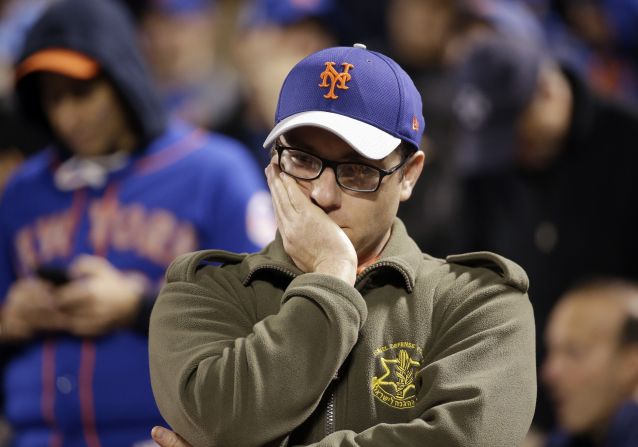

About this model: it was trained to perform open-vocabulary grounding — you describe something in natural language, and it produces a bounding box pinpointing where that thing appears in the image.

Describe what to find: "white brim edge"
[262,111,401,160]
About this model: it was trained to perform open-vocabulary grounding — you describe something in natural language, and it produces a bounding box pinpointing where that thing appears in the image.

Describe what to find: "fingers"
[151,426,192,447]
[55,281,90,312]
[69,255,112,279]
[266,163,306,216]
[279,170,306,213]
[2,279,70,338]
[7,278,57,312]
[265,165,295,222]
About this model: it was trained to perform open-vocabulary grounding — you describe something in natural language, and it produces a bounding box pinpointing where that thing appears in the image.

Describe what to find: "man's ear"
[399,150,425,202]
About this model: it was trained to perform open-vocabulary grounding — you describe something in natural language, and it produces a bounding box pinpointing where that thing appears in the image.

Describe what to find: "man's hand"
[0,278,68,341]
[266,162,357,285]
[55,255,144,337]
[151,426,192,447]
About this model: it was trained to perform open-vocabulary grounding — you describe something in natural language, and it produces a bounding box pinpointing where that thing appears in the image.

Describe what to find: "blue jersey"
[0,122,273,447]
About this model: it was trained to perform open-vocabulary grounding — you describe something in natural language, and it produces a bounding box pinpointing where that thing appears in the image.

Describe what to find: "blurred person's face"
[40,73,135,157]
[517,66,572,170]
[564,1,612,48]
[234,22,335,128]
[387,0,457,67]
[141,10,217,83]
[279,126,424,263]
[542,293,638,436]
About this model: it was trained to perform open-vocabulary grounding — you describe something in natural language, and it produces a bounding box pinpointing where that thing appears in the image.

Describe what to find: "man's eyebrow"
[280,134,316,152]
[282,139,315,152]
[281,136,373,164]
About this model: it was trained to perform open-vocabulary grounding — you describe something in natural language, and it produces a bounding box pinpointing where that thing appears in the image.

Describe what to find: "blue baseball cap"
[263,44,425,160]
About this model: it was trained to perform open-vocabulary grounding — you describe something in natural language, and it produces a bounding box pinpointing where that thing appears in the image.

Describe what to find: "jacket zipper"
[325,370,339,437]
[244,261,411,439]
[325,390,336,436]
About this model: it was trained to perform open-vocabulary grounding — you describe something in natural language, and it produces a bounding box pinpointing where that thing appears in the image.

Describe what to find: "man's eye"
[288,151,318,167]
[290,155,310,165]
[340,164,375,178]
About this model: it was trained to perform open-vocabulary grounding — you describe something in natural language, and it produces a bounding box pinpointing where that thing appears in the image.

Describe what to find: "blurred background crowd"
[1,0,638,446]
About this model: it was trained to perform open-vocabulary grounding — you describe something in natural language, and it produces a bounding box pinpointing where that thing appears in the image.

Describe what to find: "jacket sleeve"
[301,255,536,447]
[149,253,368,447]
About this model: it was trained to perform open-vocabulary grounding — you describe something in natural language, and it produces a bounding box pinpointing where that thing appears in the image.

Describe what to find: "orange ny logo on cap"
[319,61,354,100]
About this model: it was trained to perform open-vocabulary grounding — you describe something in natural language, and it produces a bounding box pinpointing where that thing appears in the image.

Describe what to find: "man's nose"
[309,167,341,211]
[48,94,80,135]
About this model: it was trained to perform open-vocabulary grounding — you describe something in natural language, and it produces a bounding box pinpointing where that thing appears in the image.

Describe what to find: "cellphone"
[35,265,71,286]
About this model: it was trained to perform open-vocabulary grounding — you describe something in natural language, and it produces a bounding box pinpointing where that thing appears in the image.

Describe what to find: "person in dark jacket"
[0,1,273,446]
[543,279,638,447]
[452,35,638,429]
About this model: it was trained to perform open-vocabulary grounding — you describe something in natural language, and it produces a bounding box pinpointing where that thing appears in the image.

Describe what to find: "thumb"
[151,426,192,447]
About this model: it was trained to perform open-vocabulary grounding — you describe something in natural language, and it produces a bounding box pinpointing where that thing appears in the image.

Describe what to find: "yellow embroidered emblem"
[318,61,354,99]
[371,342,422,410]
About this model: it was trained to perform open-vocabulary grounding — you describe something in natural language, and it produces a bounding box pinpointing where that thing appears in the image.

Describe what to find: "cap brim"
[15,49,100,81]
[263,111,401,160]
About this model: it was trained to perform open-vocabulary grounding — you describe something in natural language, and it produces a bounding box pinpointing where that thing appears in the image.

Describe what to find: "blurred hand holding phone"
[35,265,71,286]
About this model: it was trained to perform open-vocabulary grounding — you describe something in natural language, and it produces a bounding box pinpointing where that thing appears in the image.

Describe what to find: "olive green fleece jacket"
[149,219,536,447]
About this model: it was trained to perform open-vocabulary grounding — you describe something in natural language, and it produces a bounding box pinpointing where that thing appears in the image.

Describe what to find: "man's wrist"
[314,259,357,286]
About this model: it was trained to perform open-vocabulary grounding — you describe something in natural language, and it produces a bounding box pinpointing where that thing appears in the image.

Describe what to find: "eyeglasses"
[274,142,410,193]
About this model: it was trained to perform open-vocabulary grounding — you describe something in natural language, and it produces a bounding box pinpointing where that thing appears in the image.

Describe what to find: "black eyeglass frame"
[273,142,412,193]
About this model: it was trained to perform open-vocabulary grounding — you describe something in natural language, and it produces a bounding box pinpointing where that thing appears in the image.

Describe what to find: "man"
[450,34,638,429]
[149,44,536,446]
[543,279,638,446]
[0,0,273,446]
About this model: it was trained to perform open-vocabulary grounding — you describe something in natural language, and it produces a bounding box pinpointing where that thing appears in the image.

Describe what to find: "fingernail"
[151,426,165,441]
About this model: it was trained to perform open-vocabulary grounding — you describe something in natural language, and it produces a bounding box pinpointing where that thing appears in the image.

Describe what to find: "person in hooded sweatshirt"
[0,0,275,446]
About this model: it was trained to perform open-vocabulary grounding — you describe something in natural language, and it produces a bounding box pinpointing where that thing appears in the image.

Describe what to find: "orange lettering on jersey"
[88,200,197,267]
[36,213,74,263]
[169,223,198,263]
[111,204,145,252]
[319,61,354,99]
[141,209,177,265]
[89,199,118,255]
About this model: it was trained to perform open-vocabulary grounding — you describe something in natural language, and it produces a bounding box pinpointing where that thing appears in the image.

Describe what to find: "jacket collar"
[241,218,422,293]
